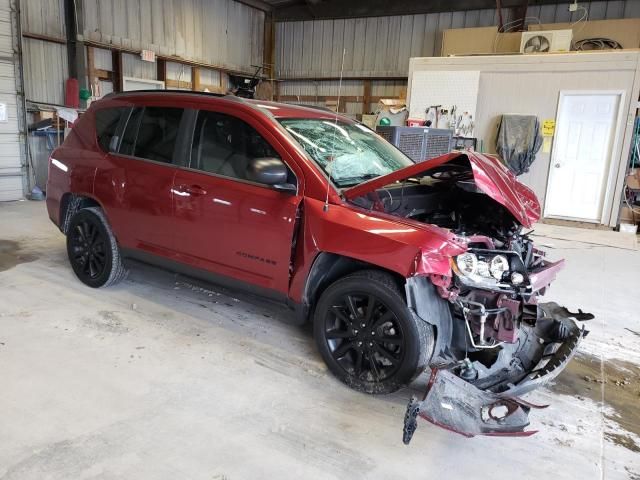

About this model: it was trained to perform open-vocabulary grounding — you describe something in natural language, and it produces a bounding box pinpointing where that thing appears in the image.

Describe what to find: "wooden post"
[112,50,123,92]
[363,80,372,115]
[156,58,167,85]
[263,12,275,81]
[86,46,96,95]
[338,97,346,113]
[192,66,201,91]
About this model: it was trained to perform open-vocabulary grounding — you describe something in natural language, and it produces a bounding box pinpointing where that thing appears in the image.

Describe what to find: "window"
[190,110,282,182]
[119,107,184,163]
[95,107,127,152]
[279,119,413,187]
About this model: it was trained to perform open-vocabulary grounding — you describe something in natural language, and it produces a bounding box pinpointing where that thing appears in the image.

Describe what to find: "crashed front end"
[344,152,593,441]
[403,236,592,443]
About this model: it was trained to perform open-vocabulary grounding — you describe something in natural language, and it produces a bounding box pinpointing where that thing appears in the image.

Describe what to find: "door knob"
[554,163,561,168]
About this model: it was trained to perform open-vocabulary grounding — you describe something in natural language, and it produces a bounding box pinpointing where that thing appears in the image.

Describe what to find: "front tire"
[66,207,127,288]
[313,270,432,394]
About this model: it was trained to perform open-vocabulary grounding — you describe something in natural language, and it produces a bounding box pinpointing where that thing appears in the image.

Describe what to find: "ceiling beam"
[235,0,273,12]
[274,0,571,21]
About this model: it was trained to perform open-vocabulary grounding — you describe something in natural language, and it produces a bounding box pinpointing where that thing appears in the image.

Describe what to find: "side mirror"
[247,157,294,191]
[273,182,297,193]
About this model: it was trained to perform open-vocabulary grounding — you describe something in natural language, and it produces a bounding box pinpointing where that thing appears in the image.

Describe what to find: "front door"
[172,109,302,297]
[544,92,621,222]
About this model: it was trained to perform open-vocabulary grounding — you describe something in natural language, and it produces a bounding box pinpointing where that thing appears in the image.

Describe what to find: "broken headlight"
[453,250,525,290]
[490,255,509,279]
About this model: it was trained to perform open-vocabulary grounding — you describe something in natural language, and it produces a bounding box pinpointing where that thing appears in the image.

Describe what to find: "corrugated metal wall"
[20,0,68,105]
[23,38,67,104]
[20,0,264,105]
[21,0,65,39]
[278,79,407,116]
[0,0,23,201]
[199,67,229,92]
[276,0,640,78]
[122,52,156,80]
[82,0,264,74]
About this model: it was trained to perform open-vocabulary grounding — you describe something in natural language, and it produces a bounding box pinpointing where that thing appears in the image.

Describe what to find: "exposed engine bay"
[350,157,526,242]
[348,155,594,441]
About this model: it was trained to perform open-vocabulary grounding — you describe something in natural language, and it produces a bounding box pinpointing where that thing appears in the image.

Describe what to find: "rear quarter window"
[95,107,128,152]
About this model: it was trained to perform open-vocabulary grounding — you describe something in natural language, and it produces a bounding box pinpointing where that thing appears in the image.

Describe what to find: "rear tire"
[66,207,127,288]
[313,270,432,394]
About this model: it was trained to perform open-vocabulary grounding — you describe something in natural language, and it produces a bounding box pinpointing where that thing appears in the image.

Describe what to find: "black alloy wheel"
[69,218,107,280]
[314,270,432,394]
[324,292,405,383]
[66,207,127,288]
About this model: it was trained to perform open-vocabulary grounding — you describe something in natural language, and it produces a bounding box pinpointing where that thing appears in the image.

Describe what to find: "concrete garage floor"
[1,200,639,480]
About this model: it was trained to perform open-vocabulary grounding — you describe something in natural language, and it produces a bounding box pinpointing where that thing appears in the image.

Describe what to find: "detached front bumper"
[403,302,590,443]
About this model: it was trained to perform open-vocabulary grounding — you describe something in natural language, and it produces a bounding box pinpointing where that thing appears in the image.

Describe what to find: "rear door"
[94,106,186,257]
[172,108,303,297]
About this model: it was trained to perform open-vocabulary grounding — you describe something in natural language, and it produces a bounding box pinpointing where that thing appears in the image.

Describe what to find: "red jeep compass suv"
[46,91,590,441]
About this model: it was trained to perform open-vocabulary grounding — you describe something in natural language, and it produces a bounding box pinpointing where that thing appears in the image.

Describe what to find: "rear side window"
[120,107,184,164]
[95,107,127,152]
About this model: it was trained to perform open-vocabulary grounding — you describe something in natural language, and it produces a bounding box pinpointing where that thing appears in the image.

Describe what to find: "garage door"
[0,0,23,201]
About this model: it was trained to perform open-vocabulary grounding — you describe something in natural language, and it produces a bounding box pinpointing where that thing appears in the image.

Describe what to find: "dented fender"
[288,198,466,304]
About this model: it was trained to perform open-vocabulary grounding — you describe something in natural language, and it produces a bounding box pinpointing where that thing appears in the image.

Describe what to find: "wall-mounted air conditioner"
[520,30,573,54]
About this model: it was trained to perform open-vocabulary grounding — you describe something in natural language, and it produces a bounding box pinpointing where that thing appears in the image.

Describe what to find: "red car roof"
[244,99,351,121]
[102,90,353,122]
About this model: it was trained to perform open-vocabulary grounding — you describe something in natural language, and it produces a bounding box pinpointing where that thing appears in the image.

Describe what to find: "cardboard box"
[627,172,640,190]
[325,100,338,113]
[33,111,54,123]
[376,99,408,127]
[441,26,522,56]
[361,114,377,130]
[620,205,636,223]
[620,223,638,234]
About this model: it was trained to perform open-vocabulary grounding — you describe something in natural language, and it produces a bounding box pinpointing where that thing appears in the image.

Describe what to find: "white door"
[544,92,621,222]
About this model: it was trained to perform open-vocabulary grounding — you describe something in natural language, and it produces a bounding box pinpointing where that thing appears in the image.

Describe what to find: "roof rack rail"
[104,89,229,99]
[291,103,336,113]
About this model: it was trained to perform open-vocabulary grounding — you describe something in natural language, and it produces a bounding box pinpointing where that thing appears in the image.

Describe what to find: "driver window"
[190,110,281,182]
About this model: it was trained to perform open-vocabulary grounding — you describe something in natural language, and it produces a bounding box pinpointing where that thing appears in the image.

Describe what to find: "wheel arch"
[59,193,103,235]
[404,275,453,361]
[301,252,407,323]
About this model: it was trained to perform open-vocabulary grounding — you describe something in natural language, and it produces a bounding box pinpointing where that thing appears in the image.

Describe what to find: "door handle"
[554,163,561,168]
[176,184,208,196]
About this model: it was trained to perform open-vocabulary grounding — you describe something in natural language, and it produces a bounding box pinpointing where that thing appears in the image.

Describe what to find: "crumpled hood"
[343,151,541,228]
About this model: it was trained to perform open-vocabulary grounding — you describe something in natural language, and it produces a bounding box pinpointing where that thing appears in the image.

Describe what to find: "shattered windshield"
[279,118,413,187]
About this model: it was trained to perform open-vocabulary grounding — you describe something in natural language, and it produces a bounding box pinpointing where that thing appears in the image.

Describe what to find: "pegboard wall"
[408,70,480,120]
